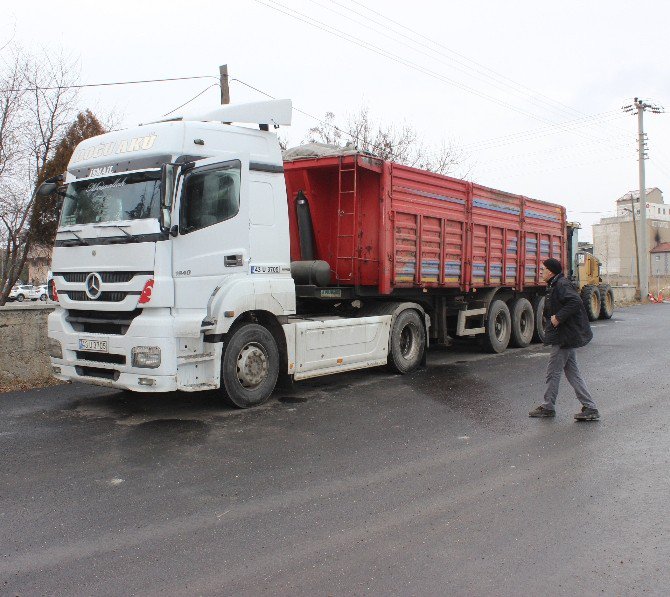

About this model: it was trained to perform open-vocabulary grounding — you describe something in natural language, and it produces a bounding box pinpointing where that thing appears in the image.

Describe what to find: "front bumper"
[48,307,179,392]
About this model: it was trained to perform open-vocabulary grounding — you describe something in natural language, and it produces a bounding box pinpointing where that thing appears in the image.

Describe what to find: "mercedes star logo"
[85,272,102,300]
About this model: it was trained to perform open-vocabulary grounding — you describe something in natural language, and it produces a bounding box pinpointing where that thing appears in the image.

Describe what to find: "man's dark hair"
[543,258,562,275]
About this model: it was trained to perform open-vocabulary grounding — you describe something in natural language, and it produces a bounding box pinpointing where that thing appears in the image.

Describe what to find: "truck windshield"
[59,171,161,226]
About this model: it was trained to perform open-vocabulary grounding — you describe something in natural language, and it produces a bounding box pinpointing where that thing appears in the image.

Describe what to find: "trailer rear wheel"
[482,300,511,353]
[509,298,534,348]
[388,309,425,374]
[531,296,547,344]
[598,284,614,319]
[581,285,601,321]
[220,324,279,408]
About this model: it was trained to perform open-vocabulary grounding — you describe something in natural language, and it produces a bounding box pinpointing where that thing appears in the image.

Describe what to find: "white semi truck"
[45,100,424,407]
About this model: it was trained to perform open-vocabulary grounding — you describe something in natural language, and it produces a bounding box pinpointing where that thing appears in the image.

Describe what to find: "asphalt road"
[1,304,668,596]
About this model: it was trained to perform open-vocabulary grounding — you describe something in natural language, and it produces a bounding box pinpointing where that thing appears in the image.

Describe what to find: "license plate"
[78,339,108,353]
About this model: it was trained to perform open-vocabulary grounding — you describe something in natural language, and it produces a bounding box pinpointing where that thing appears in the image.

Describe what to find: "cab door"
[171,157,249,309]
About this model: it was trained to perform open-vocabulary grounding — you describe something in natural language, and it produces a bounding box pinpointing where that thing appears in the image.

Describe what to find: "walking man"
[529,258,600,421]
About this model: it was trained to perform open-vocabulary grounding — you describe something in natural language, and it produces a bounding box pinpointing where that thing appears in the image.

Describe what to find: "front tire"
[40,293,48,301]
[220,324,280,408]
[581,285,601,321]
[388,309,426,373]
[482,299,511,353]
[598,284,614,319]
[16,294,24,302]
[509,297,534,348]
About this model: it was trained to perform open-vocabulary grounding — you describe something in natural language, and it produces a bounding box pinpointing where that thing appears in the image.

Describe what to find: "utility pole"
[219,64,230,104]
[622,97,664,299]
[626,199,641,299]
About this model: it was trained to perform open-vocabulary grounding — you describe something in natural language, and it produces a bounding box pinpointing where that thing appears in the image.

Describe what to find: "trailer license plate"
[78,339,108,353]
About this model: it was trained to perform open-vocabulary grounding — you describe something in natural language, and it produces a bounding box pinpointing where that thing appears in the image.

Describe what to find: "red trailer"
[284,152,567,353]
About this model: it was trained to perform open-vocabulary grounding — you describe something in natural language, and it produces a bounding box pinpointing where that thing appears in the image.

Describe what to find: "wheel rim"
[399,323,420,361]
[591,293,599,314]
[236,342,269,389]
[519,310,531,336]
[494,311,508,341]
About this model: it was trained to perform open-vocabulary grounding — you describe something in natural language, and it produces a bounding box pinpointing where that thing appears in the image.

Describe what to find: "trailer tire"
[482,299,511,353]
[388,309,425,374]
[220,323,280,408]
[531,296,547,344]
[598,284,614,319]
[509,298,534,348]
[581,285,601,321]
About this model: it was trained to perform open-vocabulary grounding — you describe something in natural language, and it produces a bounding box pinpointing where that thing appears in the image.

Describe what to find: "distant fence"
[0,304,55,387]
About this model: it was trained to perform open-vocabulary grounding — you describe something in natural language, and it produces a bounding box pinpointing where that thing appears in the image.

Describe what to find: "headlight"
[131,346,161,368]
[47,338,62,359]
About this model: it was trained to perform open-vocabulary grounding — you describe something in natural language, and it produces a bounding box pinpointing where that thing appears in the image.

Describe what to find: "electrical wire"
[255,0,629,149]
[0,74,219,93]
[340,0,632,140]
[162,83,221,116]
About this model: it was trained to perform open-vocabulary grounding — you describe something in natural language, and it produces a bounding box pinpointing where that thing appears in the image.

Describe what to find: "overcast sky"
[4,0,670,241]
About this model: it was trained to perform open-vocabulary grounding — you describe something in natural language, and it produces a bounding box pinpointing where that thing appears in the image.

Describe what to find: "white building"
[593,188,670,286]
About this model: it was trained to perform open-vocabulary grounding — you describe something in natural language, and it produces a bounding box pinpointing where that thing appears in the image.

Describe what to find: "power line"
[343,0,632,140]
[162,83,221,116]
[0,74,219,93]
[255,0,629,149]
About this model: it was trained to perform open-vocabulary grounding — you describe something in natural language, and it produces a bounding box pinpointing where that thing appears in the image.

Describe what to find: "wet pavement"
[0,304,668,595]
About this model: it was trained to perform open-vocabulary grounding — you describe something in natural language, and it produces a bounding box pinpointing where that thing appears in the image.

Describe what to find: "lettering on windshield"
[84,178,128,193]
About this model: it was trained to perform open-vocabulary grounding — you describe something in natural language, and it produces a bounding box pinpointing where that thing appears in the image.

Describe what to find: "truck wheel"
[581,285,601,321]
[598,284,614,319]
[509,298,534,348]
[388,309,425,374]
[482,300,511,353]
[220,324,280,408]
[531,296,546,344]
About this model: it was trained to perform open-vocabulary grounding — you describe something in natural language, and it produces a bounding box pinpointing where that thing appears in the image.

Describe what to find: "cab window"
[180,160,241,233]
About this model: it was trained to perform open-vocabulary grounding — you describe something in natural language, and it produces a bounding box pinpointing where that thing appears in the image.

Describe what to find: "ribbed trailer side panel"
[283,156,566,295]
[387,163,468,290]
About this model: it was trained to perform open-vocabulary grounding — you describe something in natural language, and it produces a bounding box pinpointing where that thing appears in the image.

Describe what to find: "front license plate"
[78,338,108,353]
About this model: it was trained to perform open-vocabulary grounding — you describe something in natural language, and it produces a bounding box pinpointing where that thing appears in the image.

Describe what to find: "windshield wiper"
[93,223,139,242]
[63,230,89,245]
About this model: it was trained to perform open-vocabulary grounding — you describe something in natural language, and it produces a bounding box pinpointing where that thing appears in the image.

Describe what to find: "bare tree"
[0,45,79,305]
[304,105,467,176]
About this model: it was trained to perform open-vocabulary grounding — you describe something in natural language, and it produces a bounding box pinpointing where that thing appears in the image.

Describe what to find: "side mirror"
[161,208,171,230]
[37,182,58,197]
[160,163,179,209]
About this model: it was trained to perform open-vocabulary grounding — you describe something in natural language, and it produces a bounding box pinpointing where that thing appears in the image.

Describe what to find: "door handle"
[225,254,243,267]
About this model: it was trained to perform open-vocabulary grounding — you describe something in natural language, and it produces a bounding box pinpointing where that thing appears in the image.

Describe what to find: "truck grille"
[62,290,135,303]
[54,271,152,283]
[75,366,120,381]
[66,309,143,335]
[75,351,126,365]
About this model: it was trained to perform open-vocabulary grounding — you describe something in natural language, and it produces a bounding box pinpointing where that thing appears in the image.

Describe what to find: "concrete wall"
[611,285,637,303]
[0,304,55,386]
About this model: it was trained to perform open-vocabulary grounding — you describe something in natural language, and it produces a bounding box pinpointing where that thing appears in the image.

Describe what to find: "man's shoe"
[529,405,556,418]
[574,407,600,421]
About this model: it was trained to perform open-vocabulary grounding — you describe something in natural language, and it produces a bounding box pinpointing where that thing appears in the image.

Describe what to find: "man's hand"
[551,315,560,328]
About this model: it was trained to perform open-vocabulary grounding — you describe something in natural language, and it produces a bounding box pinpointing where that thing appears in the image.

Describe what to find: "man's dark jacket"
[543,273,593,348]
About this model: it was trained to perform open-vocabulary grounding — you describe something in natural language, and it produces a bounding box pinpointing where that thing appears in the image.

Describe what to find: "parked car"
[8,285,34,302]
[33,285,49,301]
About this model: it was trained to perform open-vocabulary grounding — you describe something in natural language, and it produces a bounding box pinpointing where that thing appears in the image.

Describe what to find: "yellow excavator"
[567,224,615,321]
